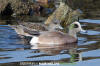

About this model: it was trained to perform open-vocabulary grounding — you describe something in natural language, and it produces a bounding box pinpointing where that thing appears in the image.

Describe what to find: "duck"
[9,20,63,37]
[30,21,86,45]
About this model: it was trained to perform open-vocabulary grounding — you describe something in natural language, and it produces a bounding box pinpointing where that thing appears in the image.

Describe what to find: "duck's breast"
[38,32,77,44]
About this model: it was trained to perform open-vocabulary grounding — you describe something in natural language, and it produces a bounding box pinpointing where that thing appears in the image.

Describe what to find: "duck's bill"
[56,25,64,29]
[80,29,87,33]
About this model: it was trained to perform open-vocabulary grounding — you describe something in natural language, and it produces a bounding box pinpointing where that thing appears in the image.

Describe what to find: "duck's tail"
[30,36,39,45]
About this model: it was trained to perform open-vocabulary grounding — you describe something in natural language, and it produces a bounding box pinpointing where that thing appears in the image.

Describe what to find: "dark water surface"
[0,19,100,66]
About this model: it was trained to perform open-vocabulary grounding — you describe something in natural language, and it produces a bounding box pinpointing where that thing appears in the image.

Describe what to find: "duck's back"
[20,22,48,31]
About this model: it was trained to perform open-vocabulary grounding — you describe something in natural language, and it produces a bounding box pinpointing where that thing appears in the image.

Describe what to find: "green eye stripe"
[69,24,74,29]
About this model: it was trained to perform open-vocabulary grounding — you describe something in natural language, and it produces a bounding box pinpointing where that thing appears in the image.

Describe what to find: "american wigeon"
[10,21,63,36]
[9,25,32,36]
[30,21,85,45]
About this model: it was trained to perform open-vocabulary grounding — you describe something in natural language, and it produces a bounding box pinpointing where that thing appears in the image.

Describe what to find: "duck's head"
[48,20,63,31]
[68,21,86,38]
[69,21,85,32]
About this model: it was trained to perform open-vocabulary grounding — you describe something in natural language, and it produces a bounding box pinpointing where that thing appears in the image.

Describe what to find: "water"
[0,19,100,66]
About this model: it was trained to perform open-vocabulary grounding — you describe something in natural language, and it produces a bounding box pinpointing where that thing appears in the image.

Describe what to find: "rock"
[0,0,99,19]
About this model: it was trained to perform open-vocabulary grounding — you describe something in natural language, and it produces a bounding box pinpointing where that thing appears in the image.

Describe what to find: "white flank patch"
[30,36,39,45]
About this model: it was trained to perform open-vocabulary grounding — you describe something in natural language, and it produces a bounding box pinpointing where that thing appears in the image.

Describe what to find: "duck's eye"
[54,22,57,24]
[74,24,79,28]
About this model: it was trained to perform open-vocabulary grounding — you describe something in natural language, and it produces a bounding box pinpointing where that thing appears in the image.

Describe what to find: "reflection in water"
[0,19,100,66]
[30,43,81,63]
